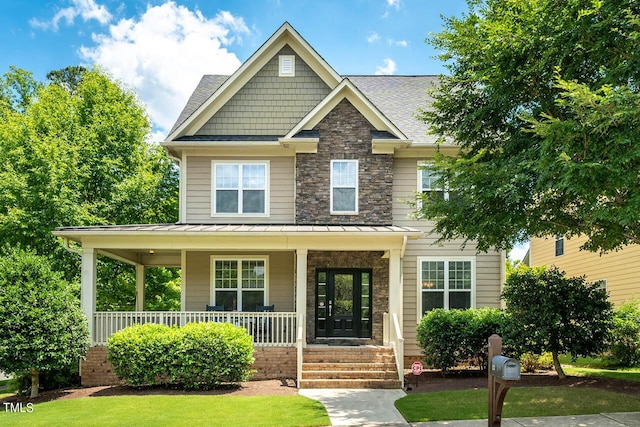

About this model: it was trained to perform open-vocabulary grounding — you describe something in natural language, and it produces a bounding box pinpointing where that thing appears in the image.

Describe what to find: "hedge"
[416,308,508,374]
[107,322,254,389]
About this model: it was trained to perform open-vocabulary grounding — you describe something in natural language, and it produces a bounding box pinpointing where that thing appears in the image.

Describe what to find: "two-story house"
[54,22,504,388]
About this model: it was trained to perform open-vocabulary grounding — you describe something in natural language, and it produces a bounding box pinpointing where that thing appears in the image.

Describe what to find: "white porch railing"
[94,311,297,347]
[384,312,405,387]
[296,313,306,388]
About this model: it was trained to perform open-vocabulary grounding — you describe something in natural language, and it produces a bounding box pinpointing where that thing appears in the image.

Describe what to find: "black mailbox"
[490,355,521,380]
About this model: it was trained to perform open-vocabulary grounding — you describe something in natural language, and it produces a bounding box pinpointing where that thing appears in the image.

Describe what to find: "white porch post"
[388,249,403,329]
[135,264,145,311]
[295,249,308,315]
[81,247,97,343]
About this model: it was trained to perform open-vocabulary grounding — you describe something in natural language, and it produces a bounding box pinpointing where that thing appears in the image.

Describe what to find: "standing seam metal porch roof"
[54,223,424,238]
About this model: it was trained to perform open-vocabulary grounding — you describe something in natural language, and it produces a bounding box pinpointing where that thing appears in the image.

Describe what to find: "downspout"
[400,235,408,259]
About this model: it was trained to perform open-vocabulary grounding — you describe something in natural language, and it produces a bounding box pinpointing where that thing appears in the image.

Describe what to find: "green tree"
[0,247,90,397]
[502,266,613,379]
[415,0,640,253]
[0,66,179,307]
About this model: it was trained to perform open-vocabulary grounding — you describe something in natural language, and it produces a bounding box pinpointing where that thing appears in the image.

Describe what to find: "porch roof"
[53,224,422,265]
[55,223,422,238]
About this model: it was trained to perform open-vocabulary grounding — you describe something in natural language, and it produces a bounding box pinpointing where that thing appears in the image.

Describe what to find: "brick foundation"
[81,345,296,386]
[81,346,121,386]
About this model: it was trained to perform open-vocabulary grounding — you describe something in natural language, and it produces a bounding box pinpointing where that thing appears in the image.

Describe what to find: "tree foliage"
[0,66,179,307]
[416,0,640,253]
[0,247,90,397]
[502,266,613,379]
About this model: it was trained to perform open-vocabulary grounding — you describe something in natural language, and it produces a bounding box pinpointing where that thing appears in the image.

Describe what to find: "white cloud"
[508,242,530,262]
[30,0,112,31]
[375,58,396,75]
[79,2,248,138]
[388,38,408,47]
[367,33,380,43]
[387,0,401,10]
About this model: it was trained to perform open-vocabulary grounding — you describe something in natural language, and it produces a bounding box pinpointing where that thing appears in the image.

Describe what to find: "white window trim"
[554,235,564,257]
[210,256,269,311]
[211,160,270,217]
[330,159,359,215]
[416,256,476,323]
[279,55,295,77]
[417,161,450,200]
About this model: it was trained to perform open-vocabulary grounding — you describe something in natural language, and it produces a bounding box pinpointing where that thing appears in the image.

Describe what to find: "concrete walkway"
[299,388,409,426]
[299,388,640,427]
[412,412,640,426]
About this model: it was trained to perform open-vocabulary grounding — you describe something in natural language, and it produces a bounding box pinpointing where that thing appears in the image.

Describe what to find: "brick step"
[302,362,397,371]
[298,378,402,389]
[302,355,395,364]
[302,370,399,380]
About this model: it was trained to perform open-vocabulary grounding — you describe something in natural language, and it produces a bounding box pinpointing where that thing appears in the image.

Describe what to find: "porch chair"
[254,305,275,343]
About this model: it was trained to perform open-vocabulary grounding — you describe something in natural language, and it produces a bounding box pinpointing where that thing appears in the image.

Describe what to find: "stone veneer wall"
[80,346,296,386]
[305,251,389,344]
[296,98,393,224]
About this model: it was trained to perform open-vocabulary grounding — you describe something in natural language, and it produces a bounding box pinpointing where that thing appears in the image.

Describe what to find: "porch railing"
[93,311,297,347]
[384,312,405,387]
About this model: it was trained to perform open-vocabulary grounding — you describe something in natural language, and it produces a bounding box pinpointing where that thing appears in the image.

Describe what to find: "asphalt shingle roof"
[167,74,440,143]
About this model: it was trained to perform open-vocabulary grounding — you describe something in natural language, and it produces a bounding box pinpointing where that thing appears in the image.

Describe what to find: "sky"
[0,0,530,259]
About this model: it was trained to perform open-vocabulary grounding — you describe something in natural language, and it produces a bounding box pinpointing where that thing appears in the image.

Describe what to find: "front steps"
[299,346,401,389]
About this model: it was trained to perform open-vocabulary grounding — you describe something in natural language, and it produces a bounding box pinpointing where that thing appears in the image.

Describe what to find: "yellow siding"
[530,236,640,305]
[185,156,295,223]
[392,158,503,358]
[184,250,295,312]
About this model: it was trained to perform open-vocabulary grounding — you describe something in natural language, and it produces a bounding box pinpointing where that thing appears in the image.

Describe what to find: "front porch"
[54,224,421,387]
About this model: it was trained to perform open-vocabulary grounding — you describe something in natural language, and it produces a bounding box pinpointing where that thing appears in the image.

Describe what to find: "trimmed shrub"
[108,322,254,389]
[417,308,507,374]
[607,300,640,367]
[519,352,554,372]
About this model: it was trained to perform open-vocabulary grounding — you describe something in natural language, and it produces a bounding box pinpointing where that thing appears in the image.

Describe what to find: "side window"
[418,162,454,200]
[592,279,607,292]
[418,257,474,318]
[331,160,358,214]
[212,162,268,216]
[554,235,564,257]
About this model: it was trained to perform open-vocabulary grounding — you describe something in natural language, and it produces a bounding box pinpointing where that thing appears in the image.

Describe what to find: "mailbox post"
[487,334,520,427]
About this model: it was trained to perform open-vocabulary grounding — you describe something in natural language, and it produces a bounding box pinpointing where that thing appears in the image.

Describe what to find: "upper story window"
[554,235,564,256]
[279,55,295,77]
[419,162,452,200]
[592,279,607,292]
[331,160,358,214]
[418,257,475,318]
[212,161,269,216]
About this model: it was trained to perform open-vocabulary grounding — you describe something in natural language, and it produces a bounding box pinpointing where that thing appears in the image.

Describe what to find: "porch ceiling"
[53,223,423,253]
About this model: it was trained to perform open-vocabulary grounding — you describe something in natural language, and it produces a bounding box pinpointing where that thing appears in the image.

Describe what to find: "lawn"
[0,395,330,427]
[558,355,640,382]
[396,387,640,422]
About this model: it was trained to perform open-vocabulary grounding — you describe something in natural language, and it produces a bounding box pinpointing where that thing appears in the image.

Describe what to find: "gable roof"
[166,22,341,141]
[284,78,408,141]
[346,75,439,144]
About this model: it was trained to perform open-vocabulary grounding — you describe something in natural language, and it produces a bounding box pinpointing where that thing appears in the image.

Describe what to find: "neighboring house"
[54,22,504,388]
[529,236,640,305]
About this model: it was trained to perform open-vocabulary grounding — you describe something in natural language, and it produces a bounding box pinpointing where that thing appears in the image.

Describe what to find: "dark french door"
[315,269,372,338]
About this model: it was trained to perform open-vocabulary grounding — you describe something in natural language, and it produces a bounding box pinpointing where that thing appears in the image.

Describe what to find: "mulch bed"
[3,370,639,405]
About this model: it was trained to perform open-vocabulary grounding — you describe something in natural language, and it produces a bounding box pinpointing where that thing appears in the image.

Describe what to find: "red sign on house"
[411,361,423,376]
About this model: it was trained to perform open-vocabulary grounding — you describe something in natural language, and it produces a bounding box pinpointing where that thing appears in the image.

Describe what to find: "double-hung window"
[331,160,358,214]
[418,257,474,317]
[554,235,564,257]
[213,162,268,215]
[211,257,267,311]
[419,162,448,200]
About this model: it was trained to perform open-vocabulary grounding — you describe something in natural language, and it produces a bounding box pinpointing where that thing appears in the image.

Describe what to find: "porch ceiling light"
[149,249,155,255]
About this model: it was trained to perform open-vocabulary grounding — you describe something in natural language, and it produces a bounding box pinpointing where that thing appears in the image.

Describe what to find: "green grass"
[396,387,640,422]
[0,395,330,427]
[558,355,640,382]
